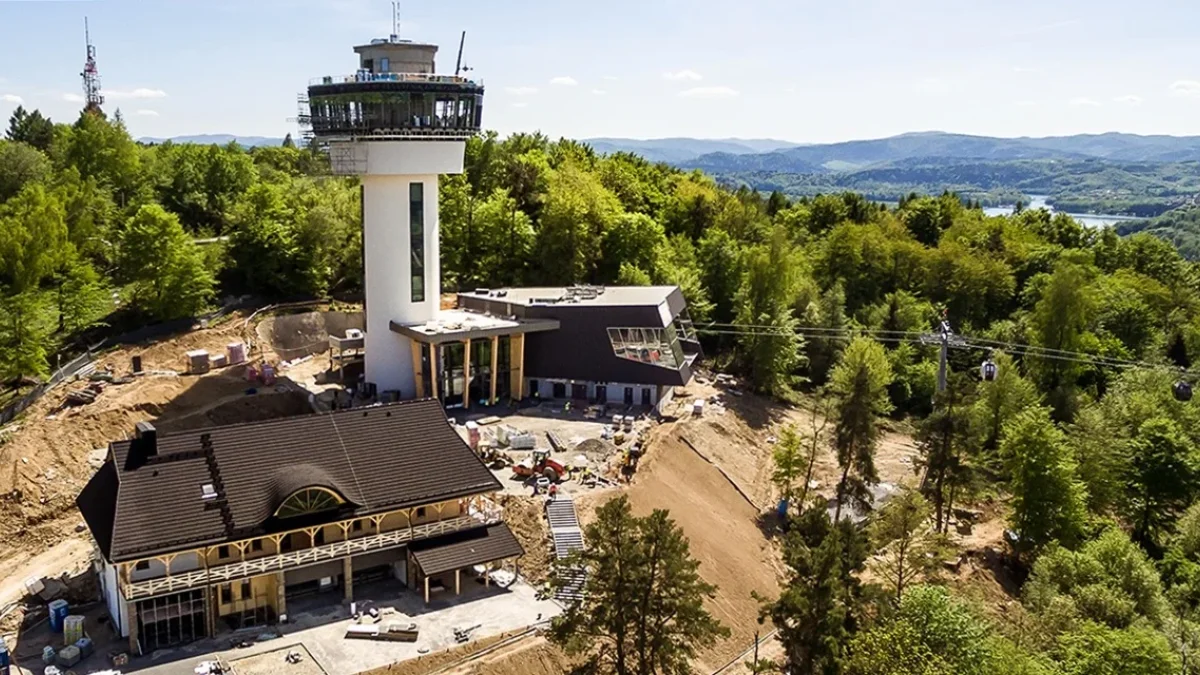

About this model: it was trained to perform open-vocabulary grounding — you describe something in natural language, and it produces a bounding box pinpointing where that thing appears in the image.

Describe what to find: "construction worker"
[548,483,558,502]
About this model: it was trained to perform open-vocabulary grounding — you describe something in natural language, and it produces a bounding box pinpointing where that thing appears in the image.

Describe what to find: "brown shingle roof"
[410,523,525,576]
[76,399,502,562]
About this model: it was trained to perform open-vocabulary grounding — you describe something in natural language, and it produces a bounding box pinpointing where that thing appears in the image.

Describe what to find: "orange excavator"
[512,449,567,482]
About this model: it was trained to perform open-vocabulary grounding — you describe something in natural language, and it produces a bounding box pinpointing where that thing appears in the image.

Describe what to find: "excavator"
[512,449,567,482]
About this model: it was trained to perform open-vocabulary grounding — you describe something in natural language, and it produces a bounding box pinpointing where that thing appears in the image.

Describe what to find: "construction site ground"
[0,308,1017,675]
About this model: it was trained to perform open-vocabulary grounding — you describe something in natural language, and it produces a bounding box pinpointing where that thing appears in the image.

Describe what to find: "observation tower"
[303,35,484,398]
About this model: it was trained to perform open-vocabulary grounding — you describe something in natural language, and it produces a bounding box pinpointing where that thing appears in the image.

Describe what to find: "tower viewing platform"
[306,38,484,142]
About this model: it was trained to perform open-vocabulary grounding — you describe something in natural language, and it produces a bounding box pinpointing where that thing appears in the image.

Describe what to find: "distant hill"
[139,134,285,147]
[679,132,1200,173]
[582,137,801,163]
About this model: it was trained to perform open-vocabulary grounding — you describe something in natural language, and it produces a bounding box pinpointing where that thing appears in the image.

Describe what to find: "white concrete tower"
[305,36,484,398]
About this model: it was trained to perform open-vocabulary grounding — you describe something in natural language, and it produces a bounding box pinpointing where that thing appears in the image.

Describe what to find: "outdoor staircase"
[546,497,587,603]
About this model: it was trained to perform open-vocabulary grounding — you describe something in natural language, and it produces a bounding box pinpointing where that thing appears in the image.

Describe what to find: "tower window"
[410,182,425,303]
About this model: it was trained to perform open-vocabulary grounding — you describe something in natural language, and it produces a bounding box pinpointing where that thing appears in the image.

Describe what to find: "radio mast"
[82,17,105,115]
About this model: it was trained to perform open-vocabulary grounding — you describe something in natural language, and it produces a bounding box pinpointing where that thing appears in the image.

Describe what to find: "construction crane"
[81,17,104,115]
[455,31,471,77]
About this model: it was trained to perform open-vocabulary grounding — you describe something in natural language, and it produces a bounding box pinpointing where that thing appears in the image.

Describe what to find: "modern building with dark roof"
[77,399,522,653]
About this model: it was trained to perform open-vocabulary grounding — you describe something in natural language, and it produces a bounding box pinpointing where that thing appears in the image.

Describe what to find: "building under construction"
[76,399,522,653]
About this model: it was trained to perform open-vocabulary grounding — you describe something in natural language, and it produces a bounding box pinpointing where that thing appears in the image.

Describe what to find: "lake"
[982,195,1140,228]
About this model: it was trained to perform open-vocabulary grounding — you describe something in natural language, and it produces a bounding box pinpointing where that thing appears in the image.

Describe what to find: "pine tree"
[830,337,894,521]
[549,496,728,675]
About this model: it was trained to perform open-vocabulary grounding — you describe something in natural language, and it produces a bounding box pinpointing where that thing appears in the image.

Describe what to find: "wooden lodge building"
[76,399,523,653]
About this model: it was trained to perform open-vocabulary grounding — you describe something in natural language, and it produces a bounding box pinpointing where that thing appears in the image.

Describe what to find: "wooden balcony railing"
[124,515,491,601]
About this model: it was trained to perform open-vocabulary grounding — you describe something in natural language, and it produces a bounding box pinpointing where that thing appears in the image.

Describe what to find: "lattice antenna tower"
[82,17,105,114]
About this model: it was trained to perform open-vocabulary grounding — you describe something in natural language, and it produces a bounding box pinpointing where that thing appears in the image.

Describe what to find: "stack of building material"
[509,432,535,450]
[211,353,228,368]
[56,645,80,668]
[186,350,210,374]
[227,342,247,365]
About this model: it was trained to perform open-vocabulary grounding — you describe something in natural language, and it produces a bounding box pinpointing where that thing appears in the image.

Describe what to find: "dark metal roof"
[458,287,694,386]
[76,399,502,562]
[409,523,524,576]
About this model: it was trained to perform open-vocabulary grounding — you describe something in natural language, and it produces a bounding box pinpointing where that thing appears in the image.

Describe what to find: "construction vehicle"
[513,449,567,482]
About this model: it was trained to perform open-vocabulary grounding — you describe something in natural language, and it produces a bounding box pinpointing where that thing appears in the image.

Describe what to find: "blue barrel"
[47,600,69,633]
[1,640,10,675]
[777,498,790,519]
[74,637,93,658]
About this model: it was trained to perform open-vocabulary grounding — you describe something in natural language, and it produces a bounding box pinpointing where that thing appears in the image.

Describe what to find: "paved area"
[77,579,558,675]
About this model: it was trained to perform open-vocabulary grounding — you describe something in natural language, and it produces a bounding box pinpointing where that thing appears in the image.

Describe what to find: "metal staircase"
[546,497,587,603]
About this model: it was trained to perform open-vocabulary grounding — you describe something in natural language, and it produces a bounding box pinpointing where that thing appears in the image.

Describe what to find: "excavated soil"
[494,494,554,586]
[0,312,317,572]
[363,631,576,675]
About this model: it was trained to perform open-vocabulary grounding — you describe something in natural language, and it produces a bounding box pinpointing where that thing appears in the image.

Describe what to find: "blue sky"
[2,0,1200,142]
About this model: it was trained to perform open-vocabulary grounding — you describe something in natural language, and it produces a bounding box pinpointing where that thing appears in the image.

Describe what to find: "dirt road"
[0,537,92,610]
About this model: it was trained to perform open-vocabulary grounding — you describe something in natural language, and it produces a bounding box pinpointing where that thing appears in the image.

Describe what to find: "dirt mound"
[257,310,364,361]
[573,437,616,460]
[495,494,554,585]
[361,631,574,675]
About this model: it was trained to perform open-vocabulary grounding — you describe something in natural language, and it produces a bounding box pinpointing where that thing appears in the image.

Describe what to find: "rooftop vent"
[474,288,490,295]
[201,483,218,500]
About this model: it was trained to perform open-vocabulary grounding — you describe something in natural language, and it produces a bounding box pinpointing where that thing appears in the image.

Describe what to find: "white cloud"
[62,93,85,103]
[549,76,578,86]
[1113,94,1143,106]
[135,109,160,117]
[103,87,168,100]
[1170,80,1200,98]
[663,69,702,82]
[1012,66,1042,74]
[1,94,23,104]
[511,102,529,108]
[591,89,607,95]
[679,86,739,99]
[603,75,619,81]
[1013,100,1038,107]
[504,86,538,96]
[1070,97,1101,107]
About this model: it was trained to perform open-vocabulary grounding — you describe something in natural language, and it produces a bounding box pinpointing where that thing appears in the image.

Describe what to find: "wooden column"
[484,564,490,587]
[455,569,461,596]
[489,335,499,404]
[510,334,526,400]
[411,341,426,398]
[127,600,139,654]
[462,339,471,408]
[343,557,353,602]
[424,576,430,605]
[275,571,287,620]
[429,345,440,401]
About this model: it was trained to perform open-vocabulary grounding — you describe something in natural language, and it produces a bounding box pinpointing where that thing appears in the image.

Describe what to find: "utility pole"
[920,315,965,394]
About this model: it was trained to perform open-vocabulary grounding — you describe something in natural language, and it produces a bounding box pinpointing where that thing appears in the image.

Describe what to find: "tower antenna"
[391,2,399,39]
[455,31,467,76]
[81,17,104,114]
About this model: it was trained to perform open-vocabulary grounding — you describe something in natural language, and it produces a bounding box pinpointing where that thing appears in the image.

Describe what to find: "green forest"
[12,107,1200,672]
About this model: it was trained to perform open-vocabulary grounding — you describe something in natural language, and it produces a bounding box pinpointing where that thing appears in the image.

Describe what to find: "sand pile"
[494,494,553,585]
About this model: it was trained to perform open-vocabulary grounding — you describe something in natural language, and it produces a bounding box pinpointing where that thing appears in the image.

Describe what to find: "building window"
[410,182,425,303]
[218,545,230,559]
[240,580,252,600]
[275,487,344,518]
[135,560,150,571]
[642,388,653,406]
[416,506,427,519]
[314,528,326,545]
[352,520,363,532]
[251,539,263,552]
[220,586,232,604]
